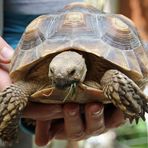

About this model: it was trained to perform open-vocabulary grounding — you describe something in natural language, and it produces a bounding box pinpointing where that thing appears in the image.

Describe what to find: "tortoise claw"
[141,114,146,121]
[135,117,139,124]
[129,117,134,124]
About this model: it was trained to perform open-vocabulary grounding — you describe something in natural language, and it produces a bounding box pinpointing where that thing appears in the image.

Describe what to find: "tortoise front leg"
[0,84,28,145]
[100,69,148,123]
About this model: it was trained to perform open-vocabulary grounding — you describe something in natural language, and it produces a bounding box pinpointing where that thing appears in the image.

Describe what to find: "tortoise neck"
[14,80,43,95]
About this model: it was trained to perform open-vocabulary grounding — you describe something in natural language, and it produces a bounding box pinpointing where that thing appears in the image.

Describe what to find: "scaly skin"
[0,80,42,145]
[100,69,148,123]
[0,84,28,144]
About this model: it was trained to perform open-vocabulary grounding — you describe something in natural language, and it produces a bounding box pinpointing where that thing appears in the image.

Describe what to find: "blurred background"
[0,0,148,148]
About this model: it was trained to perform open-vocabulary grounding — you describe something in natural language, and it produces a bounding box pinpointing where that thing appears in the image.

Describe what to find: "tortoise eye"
[69,69,76,76]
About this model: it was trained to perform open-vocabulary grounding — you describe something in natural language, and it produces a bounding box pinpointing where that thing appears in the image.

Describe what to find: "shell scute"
[10,15,55,74]
[105,48,129,69]
[99,15,141,50]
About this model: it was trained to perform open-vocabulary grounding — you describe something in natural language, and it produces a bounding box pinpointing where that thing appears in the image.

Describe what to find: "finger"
[0,48,14,63]
[0,69,12,91]
[0,63,10,72]
[50,119,67,139]
[23,102,63,120]
[35,120,52,146]
[105,105,125,129]
[0,37,13,50]
[0,54,10,64]
[85,103,105,136]
[0,46,14,63]
[63,103,85,140]
[53,104,105,140]
[0,35,14,63]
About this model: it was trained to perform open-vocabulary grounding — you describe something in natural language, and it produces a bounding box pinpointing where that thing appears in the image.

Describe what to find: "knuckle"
[69,131,85,140]
[91,109,104,119]
[93,127,105,136]
[86,126,105,136]
[86,117,105,135]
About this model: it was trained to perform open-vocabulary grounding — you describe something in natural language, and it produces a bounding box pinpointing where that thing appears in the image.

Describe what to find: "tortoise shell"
[10,2,148,87]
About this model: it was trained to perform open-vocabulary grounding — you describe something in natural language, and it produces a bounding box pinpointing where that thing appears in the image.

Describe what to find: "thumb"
[0,47,14,63]
[0,37,14,63]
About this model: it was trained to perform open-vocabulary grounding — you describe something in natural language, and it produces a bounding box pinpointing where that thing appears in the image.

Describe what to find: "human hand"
[0,36,14,91]
[23,102,125,146]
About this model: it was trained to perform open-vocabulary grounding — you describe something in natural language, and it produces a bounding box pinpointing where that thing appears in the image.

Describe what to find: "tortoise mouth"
[54,78,79,89]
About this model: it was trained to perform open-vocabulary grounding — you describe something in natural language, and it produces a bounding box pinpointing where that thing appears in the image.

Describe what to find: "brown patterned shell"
[10,2,148,84]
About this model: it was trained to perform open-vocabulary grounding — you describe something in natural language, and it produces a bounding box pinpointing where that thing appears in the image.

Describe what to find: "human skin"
[0,36,125,146]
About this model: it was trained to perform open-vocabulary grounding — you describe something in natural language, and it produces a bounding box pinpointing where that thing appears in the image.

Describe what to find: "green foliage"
[115,120,148,148]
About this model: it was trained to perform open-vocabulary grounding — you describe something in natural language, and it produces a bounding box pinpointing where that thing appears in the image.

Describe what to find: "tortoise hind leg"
[0,84,28,145]
[100,69,148,123]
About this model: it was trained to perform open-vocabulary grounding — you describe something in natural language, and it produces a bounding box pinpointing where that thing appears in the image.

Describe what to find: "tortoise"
[0,2,148,144]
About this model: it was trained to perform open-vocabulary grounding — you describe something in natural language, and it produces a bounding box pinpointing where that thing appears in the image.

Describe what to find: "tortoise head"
[48,51,87,89]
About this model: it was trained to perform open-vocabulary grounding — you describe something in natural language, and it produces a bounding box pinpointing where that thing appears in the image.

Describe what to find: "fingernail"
[90,104,104,118]
[67,105,79,116]
[0,47,14,60]
[69,111,77,116]
[92,110,101,117]
[92,108,103,118]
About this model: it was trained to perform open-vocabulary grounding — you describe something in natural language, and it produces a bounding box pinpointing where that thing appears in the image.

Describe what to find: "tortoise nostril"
[69,69,76,76]
[54,78,69,89]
